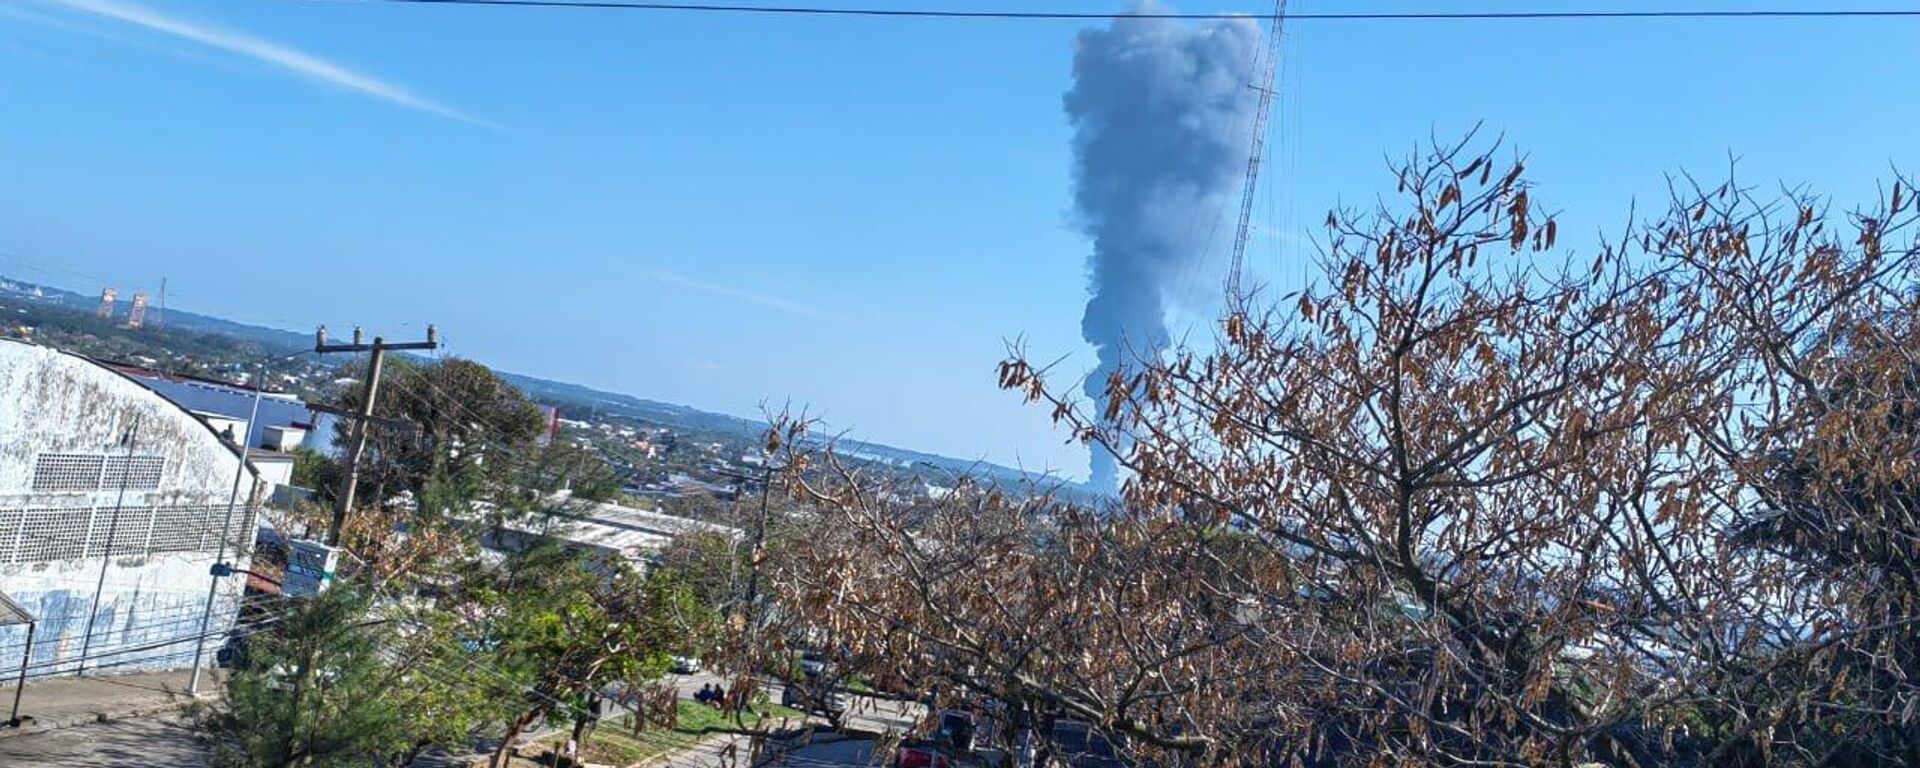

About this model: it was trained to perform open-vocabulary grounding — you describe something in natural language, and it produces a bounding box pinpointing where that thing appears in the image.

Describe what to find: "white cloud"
[647,268,849,325]
[44,0,497,128]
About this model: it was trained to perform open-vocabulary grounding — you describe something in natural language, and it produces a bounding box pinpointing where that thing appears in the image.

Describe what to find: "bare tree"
[738,137,1920,768]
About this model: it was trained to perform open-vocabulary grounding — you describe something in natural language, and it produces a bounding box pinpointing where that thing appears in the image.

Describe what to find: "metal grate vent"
[0,502,248,562]
[0,509,19,565]
[31,454,165,492]
[148,505,224,554]
[15,507,93,562]
[101,456,166,491]
[88,506,155,558]
[31,454,105,492]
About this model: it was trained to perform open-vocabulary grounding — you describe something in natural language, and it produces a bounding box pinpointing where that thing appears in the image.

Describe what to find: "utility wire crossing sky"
[295,1,1920,22]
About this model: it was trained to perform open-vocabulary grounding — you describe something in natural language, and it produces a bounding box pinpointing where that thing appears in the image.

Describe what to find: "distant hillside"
[499,370,1083,492]
[2,273,1087,494]
[0,276,309,351]
[498,371,768,439]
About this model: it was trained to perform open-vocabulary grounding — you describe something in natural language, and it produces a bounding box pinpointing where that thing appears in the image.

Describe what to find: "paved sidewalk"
[0,711,210,767]
[0,668,217,739]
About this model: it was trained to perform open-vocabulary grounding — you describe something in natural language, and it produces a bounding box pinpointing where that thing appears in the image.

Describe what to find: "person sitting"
[694,684,715,705]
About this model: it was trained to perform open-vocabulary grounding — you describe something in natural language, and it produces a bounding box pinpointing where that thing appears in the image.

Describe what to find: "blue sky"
[2,0,1916,479]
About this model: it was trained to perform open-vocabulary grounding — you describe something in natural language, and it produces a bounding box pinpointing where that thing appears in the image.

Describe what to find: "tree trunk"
[553,706,595,768]
[493,709,539,768]
[280,644,319,768]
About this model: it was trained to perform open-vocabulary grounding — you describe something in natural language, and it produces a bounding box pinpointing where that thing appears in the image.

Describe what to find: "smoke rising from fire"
[1064,4,1259,491]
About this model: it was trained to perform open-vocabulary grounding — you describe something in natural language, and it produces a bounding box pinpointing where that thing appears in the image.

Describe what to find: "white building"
[0,340,263,676]
[103,361,338,456]
[482,495,742,574]
[261,424,309,453]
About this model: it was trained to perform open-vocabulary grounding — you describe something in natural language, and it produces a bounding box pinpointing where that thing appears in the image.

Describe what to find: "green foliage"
[580,700,805,767]
[288,446,337,497]
[654,531,744,615]
[508,439,624,507]
[483,544,680,699]
[201,586,503,768]
[203,587,400,767]
[459,544,708,764]
[337,356,546,508]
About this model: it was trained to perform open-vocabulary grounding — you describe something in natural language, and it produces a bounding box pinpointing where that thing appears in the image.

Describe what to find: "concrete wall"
[0,551,245,675]
[0,340,261,676]
[252,458,294,488]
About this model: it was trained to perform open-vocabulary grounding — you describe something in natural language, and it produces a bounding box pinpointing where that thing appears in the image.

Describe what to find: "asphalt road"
[0,713,211,768]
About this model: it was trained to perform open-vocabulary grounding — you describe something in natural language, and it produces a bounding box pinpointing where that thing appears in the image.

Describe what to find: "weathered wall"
[0,340,261,675]
[0,552,244,674]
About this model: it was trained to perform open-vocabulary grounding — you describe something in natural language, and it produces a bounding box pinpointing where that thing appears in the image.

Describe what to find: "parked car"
[1050,721,1130,768]
[798,650,829,678]
[671,655,702,674]
[895,741,954,768]
[215,631,252,669]
[938,709,978,753]
[781,678,846,717]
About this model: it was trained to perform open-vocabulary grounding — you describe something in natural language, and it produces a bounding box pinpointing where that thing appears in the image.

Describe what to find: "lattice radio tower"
[1225,0,1287,313]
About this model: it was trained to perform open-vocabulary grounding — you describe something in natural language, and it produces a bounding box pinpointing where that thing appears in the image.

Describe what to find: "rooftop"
[553,493,744,542]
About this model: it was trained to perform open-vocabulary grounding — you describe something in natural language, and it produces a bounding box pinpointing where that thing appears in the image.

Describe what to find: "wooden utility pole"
[314,325,437,546]
[716,463,778,625]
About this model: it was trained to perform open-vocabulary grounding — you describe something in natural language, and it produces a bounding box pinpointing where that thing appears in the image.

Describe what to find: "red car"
[896,744,953,768]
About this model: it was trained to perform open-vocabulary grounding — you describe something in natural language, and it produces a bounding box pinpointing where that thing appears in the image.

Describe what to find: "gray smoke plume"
[1064,4,1259,491]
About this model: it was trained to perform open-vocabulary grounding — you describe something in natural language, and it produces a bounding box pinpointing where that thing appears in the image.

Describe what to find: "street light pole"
[76,416,139,676]
[188,358,275,696]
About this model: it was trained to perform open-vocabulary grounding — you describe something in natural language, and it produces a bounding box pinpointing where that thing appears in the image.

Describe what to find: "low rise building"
[480,495,741,574]
[102,361,337,455]
[0,339,263,675]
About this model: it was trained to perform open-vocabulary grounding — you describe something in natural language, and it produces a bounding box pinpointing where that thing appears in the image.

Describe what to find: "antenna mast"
[1226,0,1287,312]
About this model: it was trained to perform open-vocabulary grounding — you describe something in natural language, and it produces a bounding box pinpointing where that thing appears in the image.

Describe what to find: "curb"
[0,697,198,740]
[629,730,743,768]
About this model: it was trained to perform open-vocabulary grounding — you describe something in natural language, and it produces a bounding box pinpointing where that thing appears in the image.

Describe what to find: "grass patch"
[578,699,808,767]
[676,699,805,732]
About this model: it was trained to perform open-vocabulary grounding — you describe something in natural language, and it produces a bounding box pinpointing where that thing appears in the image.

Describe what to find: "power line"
[297,0,1920,22]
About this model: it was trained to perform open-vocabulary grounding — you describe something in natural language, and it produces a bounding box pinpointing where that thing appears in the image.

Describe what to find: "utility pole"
[743,461,773,620]
[314,325,437,546]
[716,463,777,624]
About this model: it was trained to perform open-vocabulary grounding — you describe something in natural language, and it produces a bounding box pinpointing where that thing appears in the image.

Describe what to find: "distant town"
[0,274,1082,528]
